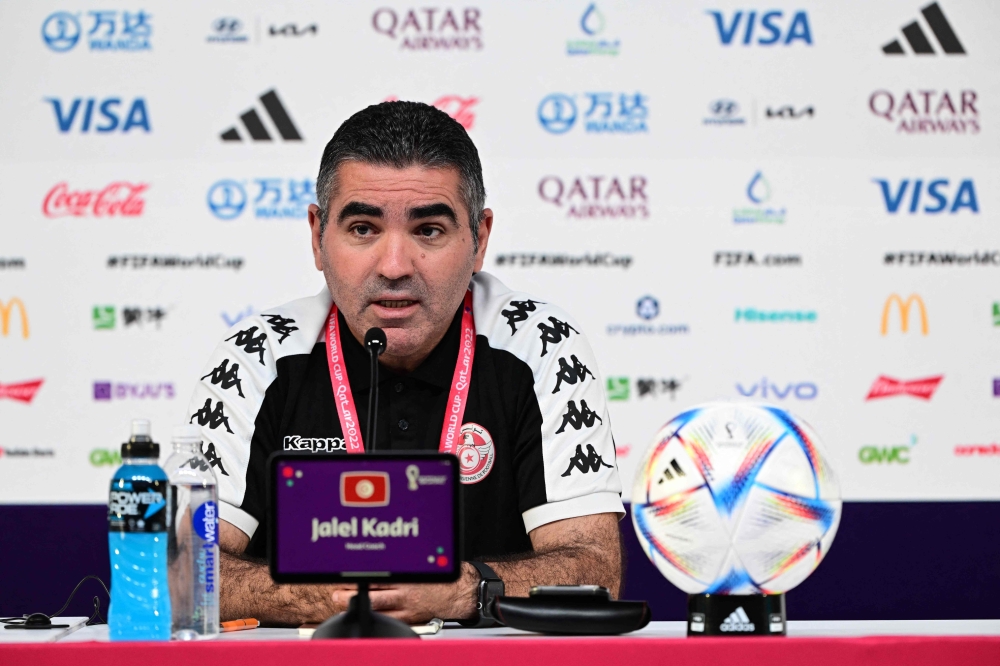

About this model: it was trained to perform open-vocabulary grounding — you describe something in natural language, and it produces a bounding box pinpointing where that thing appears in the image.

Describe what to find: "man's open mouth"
[375,300,417,309]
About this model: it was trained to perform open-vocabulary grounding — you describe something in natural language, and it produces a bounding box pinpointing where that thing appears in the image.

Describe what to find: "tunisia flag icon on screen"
[340,471,390,507]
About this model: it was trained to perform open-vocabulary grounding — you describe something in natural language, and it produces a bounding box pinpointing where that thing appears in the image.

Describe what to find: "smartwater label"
[108,478,168,532]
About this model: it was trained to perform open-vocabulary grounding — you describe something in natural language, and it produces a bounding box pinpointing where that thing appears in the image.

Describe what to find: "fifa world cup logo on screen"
[340,472,390,507]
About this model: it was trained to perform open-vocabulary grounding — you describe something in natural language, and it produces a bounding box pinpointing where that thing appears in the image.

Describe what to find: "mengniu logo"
[859,436,917,464]
[736,378,817,400]
[874,179,978,214]
[207,178,315,220]
[45,97,150,133]
[869,90,978,134]
[340,472,390,507]
[93,381,175,401]
[0,299,29,339]
[372,7,482,50]
[706,9,812,45]
[221,89,302,142]
[42,10,152,52]
[733,171,785,224]
[538,92,648,135]
[567,4,620,56]
[42,182,147,217]
[605,376,684,401]
[866,375,942,401]
[93,305,167,330]
[0,379,44,404]
[882,2,964,55]
[538,175,648,219]
[881,294,928,336]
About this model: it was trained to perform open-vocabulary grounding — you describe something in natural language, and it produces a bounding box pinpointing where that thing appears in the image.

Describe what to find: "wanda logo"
[42,182,148,217]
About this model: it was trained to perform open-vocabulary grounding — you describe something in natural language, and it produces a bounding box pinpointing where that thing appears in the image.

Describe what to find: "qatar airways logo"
[43,182,147,217]
[372,7,482,50]
[538,175,649,219]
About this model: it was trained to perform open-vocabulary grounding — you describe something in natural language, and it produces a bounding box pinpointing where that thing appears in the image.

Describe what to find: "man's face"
[308,162,492,370]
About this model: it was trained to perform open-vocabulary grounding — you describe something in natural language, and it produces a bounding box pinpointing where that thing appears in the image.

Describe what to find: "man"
[188,101,623,626]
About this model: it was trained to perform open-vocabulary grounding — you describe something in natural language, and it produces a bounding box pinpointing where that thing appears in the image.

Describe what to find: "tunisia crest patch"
[456,422,495,484]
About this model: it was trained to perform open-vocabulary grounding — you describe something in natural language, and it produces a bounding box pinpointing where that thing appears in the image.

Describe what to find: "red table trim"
[3,636,1000,666]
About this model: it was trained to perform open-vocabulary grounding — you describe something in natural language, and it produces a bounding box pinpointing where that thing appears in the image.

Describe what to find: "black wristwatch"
[459,561,504,627]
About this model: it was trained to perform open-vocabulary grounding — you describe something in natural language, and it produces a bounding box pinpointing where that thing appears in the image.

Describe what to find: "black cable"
[0,574,110,626]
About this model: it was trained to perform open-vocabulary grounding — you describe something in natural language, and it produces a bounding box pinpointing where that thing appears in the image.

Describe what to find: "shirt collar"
[337,304,463,391]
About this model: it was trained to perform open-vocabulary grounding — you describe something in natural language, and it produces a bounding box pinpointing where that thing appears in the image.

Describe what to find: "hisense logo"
[735,307,816,322]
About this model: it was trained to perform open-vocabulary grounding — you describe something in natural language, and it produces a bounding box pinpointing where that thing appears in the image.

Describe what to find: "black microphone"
[364,328,387,451]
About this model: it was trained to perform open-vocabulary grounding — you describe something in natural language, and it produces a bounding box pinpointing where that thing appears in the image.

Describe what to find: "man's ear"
[308,204,324,272]
[473,208,494,273]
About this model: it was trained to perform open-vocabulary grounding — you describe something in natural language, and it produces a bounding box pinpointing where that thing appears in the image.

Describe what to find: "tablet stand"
[311,582,418,639]
[686,593,785,636]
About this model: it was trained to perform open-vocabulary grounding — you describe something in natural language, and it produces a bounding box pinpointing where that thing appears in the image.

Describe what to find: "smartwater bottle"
[108,419,172,641]
[165,425,220,640]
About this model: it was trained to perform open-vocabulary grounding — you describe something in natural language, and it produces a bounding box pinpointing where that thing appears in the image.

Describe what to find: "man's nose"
[375,228,416,281]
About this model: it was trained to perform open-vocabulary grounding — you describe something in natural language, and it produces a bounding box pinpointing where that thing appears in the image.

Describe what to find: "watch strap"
[459,560,504,628]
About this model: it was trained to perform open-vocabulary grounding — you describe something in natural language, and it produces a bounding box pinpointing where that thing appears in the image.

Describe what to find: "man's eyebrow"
[337,201,383,224]
[409,203,458,227]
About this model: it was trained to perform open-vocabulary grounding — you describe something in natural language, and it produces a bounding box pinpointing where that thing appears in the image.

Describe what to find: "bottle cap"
[121,419,159,458]
[172,424,203,443]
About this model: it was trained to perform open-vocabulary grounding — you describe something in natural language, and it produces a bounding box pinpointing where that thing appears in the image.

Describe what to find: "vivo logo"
[736,379,817,400]
[874,179,978,214]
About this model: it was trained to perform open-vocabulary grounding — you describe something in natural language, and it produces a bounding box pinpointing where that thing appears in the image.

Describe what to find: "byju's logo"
[607,296,689,336]
[45,98,150,133]
[221,89,302,142]
[567,4,620,56]
[372,7,482,51]
[736,378,817,400]
[869,90,978,134]
[93,381,175,401]
[866,375,943,401]
[882,2,964,55]
[881,294,928,336]
[733,171,785,224]
[207,17,248,43]
[42,182,147,217]
[42,10,152,52]
[707,10,812,46]
[873,179,978,214]
[538,92,648,134]
[207,178,315,220]
[704,99,746,126]
[859,435,917,464]
[538,175,648,219]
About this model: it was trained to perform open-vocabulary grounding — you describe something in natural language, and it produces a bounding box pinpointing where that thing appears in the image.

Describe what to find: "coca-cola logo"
[42,181,148,217]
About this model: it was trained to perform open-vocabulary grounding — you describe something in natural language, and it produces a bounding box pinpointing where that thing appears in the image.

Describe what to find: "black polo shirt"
[187,272,623,561]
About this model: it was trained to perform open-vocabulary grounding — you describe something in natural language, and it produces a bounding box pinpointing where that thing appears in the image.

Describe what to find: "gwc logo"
[207,180,247,220]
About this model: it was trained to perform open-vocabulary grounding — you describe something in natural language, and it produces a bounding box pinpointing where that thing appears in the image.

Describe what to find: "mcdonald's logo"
[881,294,927,335]
[0,298,29,339]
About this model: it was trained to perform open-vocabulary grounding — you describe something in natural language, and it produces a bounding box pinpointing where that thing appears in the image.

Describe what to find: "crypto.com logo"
[0,299,29,339]
[881,294,928,335]
[866,375,943,401]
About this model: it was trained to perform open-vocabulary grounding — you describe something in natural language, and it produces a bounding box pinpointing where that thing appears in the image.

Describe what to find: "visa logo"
[873,179,978,214]
[45,97,151,133]
[707,10,812,45]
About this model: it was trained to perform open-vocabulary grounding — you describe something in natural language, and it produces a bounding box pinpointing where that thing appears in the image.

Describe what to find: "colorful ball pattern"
[631,403,841,595]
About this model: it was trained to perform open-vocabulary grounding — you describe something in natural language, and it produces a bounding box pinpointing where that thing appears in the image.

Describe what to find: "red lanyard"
[325,290,475,454]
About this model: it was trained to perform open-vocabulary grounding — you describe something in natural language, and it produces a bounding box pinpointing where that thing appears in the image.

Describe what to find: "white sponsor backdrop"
[1,0,998,503]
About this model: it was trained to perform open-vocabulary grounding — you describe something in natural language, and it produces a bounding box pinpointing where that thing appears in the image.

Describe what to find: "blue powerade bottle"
[108,419,172,641]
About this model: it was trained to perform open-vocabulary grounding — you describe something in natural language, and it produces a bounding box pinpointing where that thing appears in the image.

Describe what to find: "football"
[631,403,841,594]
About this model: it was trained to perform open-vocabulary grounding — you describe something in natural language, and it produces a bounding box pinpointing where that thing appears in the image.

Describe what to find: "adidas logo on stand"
[719,606,756,632]
[220,89,303,142]
[882,2,965,55]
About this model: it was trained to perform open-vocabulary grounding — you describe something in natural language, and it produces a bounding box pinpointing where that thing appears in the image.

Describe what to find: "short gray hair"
[316,101,486,251]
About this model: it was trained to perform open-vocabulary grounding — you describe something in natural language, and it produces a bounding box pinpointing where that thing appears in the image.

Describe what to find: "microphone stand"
[363,328,387,451]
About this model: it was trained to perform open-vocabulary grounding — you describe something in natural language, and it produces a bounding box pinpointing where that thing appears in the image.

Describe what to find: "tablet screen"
[269,454,460,583]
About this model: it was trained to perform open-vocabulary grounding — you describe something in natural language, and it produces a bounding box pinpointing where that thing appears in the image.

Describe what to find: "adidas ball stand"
[687,594,786,637]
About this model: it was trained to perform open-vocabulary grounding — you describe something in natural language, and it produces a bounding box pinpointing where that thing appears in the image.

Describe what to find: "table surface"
[3,618,997,643]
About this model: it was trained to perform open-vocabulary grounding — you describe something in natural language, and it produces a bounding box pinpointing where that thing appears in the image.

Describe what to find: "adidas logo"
[719,607,755,632]
[221,89,302,142]
[882,2,965,55]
